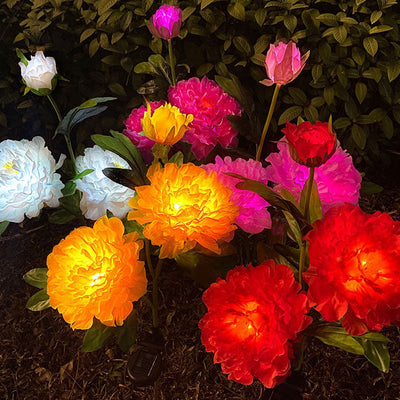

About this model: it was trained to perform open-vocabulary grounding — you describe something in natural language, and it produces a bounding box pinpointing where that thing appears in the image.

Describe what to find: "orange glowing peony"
[304,204,400,335]
[128,163,239,259]
[47,216,147,330]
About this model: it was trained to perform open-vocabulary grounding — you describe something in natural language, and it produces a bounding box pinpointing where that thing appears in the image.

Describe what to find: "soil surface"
[1,190,400,400]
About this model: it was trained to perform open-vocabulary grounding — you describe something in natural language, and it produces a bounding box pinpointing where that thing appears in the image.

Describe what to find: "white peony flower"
[75,146,135,220]
[19,51,57,91]
[0,136,65,223]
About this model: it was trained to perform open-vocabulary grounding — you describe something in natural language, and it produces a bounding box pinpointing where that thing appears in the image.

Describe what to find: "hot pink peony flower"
[203,156,271,234]
[168,77,242,160]
[261,41,309,87]
[123,101,165,163]
[265,139,361,214]
[147,4,182,41]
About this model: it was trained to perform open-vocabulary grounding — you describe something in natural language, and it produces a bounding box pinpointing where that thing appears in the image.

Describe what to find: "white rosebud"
[75,146,135,220]
[19,51,57,91]
[0,136,65,223]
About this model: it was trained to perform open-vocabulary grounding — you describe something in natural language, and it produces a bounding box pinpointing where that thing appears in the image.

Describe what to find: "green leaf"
[360,332,390,342]
[312,64,322,83]
[370,10,382,24]
[26,289,50,311]
[311,326,364,355]
[284,15,297,32]
[300,178,322,224]
[255,9,267,26]
[387,61,400,83]
[48,209,78,224]
[356,338,390,372]
[123,219,145,239]
[352,125,367,149]
[168,151,184,167]
[61,181,77,196]
[78,97,116,109]
[82,320,114,352]
[355,82,367,104]
[16,48,28,66]
[278,106,303,125]
[363,37,378,57]
[134,61,158,75]
[0,221,9,236]
[333,25,347,44]
[108,82,127,97]
[117,311,138,352]
[316,13,338,26]
[80,28,96,42]
[102,167,143,189]
[282,210,302,247]
[323,86,335,105]
[227,2,245,21]
[23,268,48,289]
[55,105,108,138]
[233,36,252,56]
[72,169,94,181]
[369,25,392,35]
[360,181,383,195]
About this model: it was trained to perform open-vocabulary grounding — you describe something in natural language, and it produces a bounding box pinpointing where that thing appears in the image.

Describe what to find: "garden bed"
[1,190,399,400]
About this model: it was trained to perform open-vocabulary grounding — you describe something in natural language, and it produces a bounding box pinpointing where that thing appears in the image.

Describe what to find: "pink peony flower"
[123,100,165,163]
[147,4,182,41]
[265,139,362,213]
[203,156,271,234]
[261,41,309,87]
[168,77,242,160]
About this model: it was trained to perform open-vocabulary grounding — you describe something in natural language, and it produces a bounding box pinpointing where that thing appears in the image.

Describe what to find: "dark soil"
[1,190,400,400]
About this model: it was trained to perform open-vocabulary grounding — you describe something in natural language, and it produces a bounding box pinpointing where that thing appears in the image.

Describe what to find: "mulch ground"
[1,189,399,400]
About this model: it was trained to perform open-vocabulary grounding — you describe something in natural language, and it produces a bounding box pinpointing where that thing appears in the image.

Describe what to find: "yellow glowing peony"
[47,216,147,330]
[128,163,239,259]
[141,102,193,145]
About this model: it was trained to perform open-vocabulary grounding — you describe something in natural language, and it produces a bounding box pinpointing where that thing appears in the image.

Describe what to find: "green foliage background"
[1,0,400,177]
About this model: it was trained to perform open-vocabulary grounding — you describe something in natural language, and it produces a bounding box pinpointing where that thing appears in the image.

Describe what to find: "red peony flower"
[304,204,400,336]
[282,121,336,168]
[199,261,312,388]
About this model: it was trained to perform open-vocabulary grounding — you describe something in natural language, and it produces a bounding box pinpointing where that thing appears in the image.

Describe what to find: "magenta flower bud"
[260,41,309,87]
[147,4,182,41]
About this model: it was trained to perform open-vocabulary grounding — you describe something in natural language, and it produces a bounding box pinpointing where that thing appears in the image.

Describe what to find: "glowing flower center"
[225,301,262,340]
[90,272,105,287]
[343,249,391,292]
[3,161,18,173]
[113,161,123,168]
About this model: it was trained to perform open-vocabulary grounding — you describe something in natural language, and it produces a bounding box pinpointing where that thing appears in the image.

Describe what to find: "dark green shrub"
[1,0,400,176]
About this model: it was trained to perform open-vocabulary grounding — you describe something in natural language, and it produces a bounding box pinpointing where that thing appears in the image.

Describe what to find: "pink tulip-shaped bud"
[260,41,309,87]
[147,4,182,40]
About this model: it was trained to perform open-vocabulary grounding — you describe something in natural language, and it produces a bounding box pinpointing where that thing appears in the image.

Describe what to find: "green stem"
[298,167,315,287]
[168,39,177,86]
[152,258,163,328]
[47,94,77,174]
[255,84,281,162]
[145,239,155,279]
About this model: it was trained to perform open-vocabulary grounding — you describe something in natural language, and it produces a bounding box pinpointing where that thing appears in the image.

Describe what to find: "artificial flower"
[304,204,400,336]
[261,41,309,87]
[141,102,193,145]
[147,4,182,40]
[202,156,271,234]
[47,216,147,330]
[123,100,165,163]
[168,76,242,160]
[265,138,361,213]
[283,121,336,168]
[75,146,135,220]
[0,136,65,223]
[265,138,362,213]
[199,260,312,388]
[128,162,239,259]
[19,51,57,91]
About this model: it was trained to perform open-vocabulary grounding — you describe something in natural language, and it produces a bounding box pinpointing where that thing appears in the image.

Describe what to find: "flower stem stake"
[256,41,309,162]
[146,4,182,86]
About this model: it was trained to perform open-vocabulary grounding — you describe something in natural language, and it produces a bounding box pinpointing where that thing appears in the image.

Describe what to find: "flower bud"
[260,41,309,87]
[19,51,57,92]
[283,121,337,168]
[147,4,182,40]
[141,103,193,146]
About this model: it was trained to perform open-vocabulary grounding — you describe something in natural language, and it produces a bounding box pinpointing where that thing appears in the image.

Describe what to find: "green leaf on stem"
[116,311,138,352]
[82,320,114,352]
[311,325,364,355]
[16,48,28,66]
[26,289,50,311]
[0,221,9,236]
[355,337,390,372]
[300,178,322,224]
[123,219,145,239]
[72,169,94,181]
[62,181,77,196]
[48,209,78,224]
[282,210,303,248]
[23,268,48,289]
